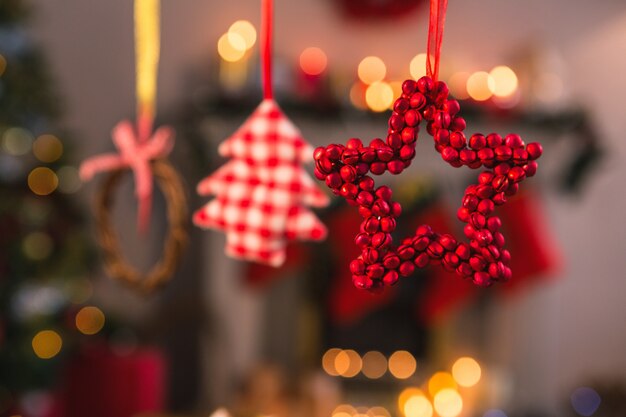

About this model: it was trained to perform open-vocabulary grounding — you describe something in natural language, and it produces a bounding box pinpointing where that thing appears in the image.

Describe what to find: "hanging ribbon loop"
[261,0,274,99]
[426,0,448,82]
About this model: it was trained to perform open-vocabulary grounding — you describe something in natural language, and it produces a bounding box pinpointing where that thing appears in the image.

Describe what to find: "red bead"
[376,147,394,162]
[513,148,529,164]
[325,172,342,189]
[359,176,375,191]
[492,192,507,205]
[526,142,543,160]
[387,132,402,148]
[346,138,363,149]
[442,147,459,163]
[372,199,390,216]
[473,271,491,287]
[477,199,495,215]
[383,271,399,286]
[326,144,343,160]
[400,145,416,160]
[394,98,410,113]
[390,201,402,217]
[478,148,495,163]
[493,232,505,248]
[450,117,466,131]
[390,113,405,131]
[401,127,417,144]
[455,243,471,260]
[363,248,380,264]
[416,224,433,237]
[414,253,430,268]
[383,254,400,269]
[449,132,467,149]
[470,212,486,229]
[342,148,360,165]
[445,99,461,115]
[469,134,487,150]
[314,168,326,180]
[476,184,494,199]
[366,263,384,279]
[470,255,486,271]
[439,234,457,251]
[457,207,470,222]
[340,165,356,182]
[354,233,371,247]
[475,229,493,245]
[380,217,396,232]
[404,110,421,127]
[459,149,477,164]
[457,263,473,277]
[443,252,460,269]
[399,261,415,276]
[363,217,380,233]
[356,191,374,206]
[487,216,502,232]
[340,183,358,199]
[487,133,503,148]
[505,134,524,148]
[462,194,479,210]
[372,232,391,248]
[352,275,373,289]
[417,76,434,93]
[524,161,538,177]
[409,92,426,109]
[402,79,418,95]
[495,145,513,161]
[435,129,450,146]
[492,175,509,192]
[433,112,451,129]
[370,162,386,175]
[375,186,392,201]
[350,259,365,274]
[508,166,526,182]
[388,161,404,174]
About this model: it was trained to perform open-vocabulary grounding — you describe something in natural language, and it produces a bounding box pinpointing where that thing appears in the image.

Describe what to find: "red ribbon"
[426,0,448,82]
[261,0,273,99]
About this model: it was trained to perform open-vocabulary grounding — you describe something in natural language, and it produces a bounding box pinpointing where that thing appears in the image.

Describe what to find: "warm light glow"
[489,66,518,97]
[322,348,342,376]
[22,232,54,261]
[33,134,63,163]
[368,406,391,417]
[358,56,386,85]
[366,81,394,112]
[333,404,356,417]
[75,306,106,335]
[466,72,495,101]
[28,167,59,195]
[228,20,256,50]
[217,32,246,62]
[362,351,387,379]
[448,72,470,100]
[57,166,82,194]
[389,81,403,109]
[32,330,62,359]
[335,349,362,377]
[452,357,482,387]
[399,388,424,413]
[404,394,433,417]
[409,53,428,80]
[0,54,6,76]
[433,389,463,417]
[350,82,368,110]
[299,47,328,76]
[2,127,33,156]
[388,350,417,379]
[428,372,457,396]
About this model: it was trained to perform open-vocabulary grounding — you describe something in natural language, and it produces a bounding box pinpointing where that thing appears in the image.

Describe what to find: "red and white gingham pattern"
[193,99,329,266]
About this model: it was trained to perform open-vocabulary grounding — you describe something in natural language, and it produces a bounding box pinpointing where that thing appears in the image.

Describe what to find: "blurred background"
[1,0,626,416]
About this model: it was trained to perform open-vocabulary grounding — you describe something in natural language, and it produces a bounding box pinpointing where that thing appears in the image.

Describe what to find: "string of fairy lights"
[213,20,560,113]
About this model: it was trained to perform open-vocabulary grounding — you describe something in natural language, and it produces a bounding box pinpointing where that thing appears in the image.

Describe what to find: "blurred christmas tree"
[0,0,95,413]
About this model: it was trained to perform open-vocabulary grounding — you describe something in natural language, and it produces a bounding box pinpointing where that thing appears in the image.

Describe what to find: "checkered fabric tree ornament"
[193,99,329,266]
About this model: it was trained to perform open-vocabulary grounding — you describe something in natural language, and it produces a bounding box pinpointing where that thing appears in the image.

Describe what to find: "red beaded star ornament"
[313,76,543,291]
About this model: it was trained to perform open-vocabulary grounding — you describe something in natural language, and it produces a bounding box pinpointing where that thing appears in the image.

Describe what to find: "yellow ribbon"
[134,0,160,123]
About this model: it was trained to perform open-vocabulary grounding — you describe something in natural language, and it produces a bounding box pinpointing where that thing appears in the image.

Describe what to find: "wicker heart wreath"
[313,76,543,291]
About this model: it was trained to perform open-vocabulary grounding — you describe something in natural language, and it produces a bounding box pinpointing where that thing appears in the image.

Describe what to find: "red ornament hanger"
[313,0,543,290]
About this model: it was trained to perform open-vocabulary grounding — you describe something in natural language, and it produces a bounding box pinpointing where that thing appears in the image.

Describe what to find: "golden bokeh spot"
[2,127,33,155]
[366,81,394,112]
[332,404,356,417]
[22,232,54,261]
[32,330,62,359]
[466,71,495,101]
[433,388,463,417]
[404,394,433,417]
[361,350,387,379]
[409,53,428,80]
[299,47,328,76]
[489,66,518,98]
[388,81,403,110]
[0,54,6,76]
[367,406,391,417]
[350,82,368,110]
[75,306,106,335]
[336,349,362,377]
[358,56,386,85]
[228,20,256,50]
[218,33,246,62]
[28,167,59,196]
[33,134,63,163]
[398,388,425,413]
[388,350,417,379]
[451,357,481,387]
[448,72,470,100]
[428,372,458,397]
[322,348,342,376]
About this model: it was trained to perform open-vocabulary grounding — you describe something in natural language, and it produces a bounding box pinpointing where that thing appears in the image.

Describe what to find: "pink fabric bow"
[79,118,175,233]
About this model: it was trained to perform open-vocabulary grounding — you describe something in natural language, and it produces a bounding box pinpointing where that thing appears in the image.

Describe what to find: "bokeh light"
[333,404,356,417]
[362,351,387,379]
[366,81,394,112]
[489,66,518,98]
[398,387,425,413]
[0,54,6,76]
[22,232,54,261]
[57,166,82,193]
[388,350,417,379]
[409,53,427,80]
[570,387,601,416]
[32,330,62,359]
[228,20,256,50]
[428,372,457,396]
[389,80,403,108]
[368,406,391,417]
[28,167,59,195]
[466,71,495,101]
[404,394,433,417]
[217,32,246,62]
[300,47,328,76]
[484,410,508,417]
[322,348,342,376]
[336,349,362,377]
[75,306,106,335]
[350,82,368,110]
[358,56,386,85]
[33,134,63,163]
[433,388,463,417]
[448,72,470,100]
[2,127,33,156]
[452,357,482,387]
